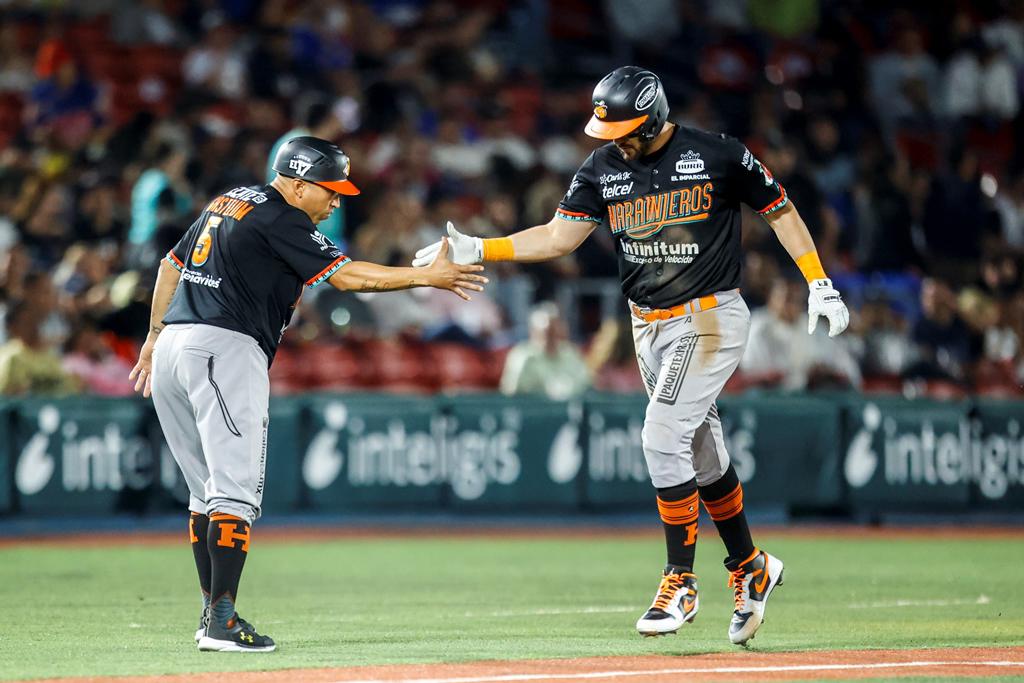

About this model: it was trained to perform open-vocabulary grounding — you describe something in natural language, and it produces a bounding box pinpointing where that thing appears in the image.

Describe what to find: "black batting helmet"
[272,136,360,195]
[585,66,669,142]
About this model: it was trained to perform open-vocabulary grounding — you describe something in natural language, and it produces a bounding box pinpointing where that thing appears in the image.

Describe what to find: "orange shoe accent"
[753,559,770,594]
[652,572,694,611]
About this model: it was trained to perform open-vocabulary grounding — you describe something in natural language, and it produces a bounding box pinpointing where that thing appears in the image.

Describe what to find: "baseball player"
[413,67,849,644]
[129,136,487,652]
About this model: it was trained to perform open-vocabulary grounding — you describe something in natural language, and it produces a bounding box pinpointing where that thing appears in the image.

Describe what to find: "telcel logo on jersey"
[603,182,633,199]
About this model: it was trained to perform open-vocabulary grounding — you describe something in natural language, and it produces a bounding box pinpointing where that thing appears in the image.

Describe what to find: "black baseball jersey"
[557,125,788,309]
[163,185,349,364]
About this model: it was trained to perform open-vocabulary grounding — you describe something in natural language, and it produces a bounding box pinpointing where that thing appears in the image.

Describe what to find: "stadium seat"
[862,374,903,394]
[306,343,370,391]
[362,338,438,393]
[430,343,491,392]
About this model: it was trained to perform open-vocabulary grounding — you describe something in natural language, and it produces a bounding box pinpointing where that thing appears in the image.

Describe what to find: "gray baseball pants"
[151,323,269,524]
[631,289,750,489]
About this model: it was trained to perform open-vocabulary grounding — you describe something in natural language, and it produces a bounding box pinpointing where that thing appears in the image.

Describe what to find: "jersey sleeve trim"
[556,208,600,222]
[306,255,351,288]
[756,184,789,215]
[165,251,185,271]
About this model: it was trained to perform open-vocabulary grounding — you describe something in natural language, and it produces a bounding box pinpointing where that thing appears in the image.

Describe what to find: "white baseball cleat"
[636,569,699,636]
[725,549,784,645]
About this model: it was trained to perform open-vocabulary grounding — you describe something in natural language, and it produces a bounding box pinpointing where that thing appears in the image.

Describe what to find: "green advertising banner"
[841,397,973,509]
[0,393,1020,517]
[580,393,844,509]
[442,396,581,510]
[717,396,843,507]
[11,398,156,515]
[581,393,652,507]
[301,394,443,510]
[969,399,1024,509]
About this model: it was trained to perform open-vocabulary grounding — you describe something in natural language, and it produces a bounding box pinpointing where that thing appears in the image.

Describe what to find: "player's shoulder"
[672,124,742,151]
[242,185,315,232]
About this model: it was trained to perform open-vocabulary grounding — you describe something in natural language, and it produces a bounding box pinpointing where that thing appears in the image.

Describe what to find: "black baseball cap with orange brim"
[272,135,360,196]
[584,66,670,142]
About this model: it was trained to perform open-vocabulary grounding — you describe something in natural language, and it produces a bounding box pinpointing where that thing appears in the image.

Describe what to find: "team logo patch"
[594,101,608,119]
[310,230,334,251]
[635,83,658,110]
[676,150,705,175]
[289,157,313,177]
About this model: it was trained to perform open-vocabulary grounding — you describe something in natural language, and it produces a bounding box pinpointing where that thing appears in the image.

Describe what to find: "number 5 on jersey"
[192,216,223,267]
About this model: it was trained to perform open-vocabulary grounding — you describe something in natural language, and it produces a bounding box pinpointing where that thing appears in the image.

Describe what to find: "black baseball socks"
[699,464,755,564]
[207,513,251,629]
[189,512,212,611]
[656,479,699,572]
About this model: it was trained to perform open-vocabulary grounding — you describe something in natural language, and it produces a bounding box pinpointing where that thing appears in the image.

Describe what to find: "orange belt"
[631,294,719,322]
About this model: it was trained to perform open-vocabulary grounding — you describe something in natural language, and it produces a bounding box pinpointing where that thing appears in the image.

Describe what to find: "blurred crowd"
[0,0,1023,399]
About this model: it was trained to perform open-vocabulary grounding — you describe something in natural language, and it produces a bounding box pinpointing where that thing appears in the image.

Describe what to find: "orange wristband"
[482,237,515,261]
[795,250,827,282]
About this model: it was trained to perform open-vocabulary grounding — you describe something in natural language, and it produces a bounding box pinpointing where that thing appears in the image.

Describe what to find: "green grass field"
[0,531,1021,681]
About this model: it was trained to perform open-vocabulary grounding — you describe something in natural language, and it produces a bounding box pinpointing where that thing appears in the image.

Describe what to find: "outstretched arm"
[332,238,487,300]
[764,202,849,337]
[412,217,598,267]
[129,259,182,397]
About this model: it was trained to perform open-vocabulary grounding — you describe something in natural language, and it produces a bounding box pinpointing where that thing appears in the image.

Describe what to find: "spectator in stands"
[61,316,134,396]
[26,40,106,149]
[853,291,918,379]
[993,173,1024,249]
[742,279,861,390]
[944,35,1019,121]
[73,172,126,245]
[182,22,248,99]
[128,142,191,264]
[0,300,79,395]
[852,151,921,273]
[921,147,996,284]
[586,317,645,393]
[908,278,971,380]
[500,302,590,400]
[0,23,34,93]
[869,25,941,135]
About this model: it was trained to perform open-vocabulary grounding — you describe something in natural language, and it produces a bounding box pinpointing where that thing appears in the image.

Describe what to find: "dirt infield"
[28,646,1024,683]
[2,523,1024,549]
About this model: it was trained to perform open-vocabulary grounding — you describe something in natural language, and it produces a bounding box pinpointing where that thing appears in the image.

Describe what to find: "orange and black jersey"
[557,125,788,310]
[163,185,349,364]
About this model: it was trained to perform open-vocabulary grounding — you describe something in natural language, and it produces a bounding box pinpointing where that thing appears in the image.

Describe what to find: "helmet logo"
[635,83,658,110]
[289,158,312,177]
[343,158,351,177]
[594,101,608,119]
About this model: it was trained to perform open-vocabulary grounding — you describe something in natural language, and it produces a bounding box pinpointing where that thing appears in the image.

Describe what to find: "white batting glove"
[412,221,483,267]
[807,278,849,337]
